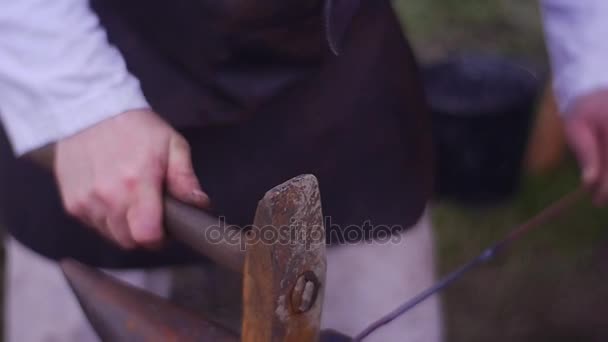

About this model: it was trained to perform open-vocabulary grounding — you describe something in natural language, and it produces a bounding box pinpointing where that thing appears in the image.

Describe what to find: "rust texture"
[242,174,327,342]
[61,259,239,342]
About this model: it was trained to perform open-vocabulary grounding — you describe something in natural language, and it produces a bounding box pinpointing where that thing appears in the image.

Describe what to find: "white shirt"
[541,0,608,114]
[0,0,148,155]
[0,0,605,155]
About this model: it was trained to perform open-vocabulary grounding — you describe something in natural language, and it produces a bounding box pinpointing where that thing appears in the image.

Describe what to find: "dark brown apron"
[0,0,433,268]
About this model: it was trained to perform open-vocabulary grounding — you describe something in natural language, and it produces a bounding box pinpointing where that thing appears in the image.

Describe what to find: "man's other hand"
[54,110,210,249]
[565,89,608,204]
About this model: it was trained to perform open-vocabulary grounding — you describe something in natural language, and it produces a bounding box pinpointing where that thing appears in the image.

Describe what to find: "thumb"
[566,119,601,187]
[166,134,210,208]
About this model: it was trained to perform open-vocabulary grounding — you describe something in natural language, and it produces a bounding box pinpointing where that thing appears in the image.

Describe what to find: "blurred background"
[2,1,608,342]
[394,0,608,341]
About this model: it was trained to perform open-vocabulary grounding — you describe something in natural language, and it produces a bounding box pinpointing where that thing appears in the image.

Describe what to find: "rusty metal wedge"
[61,259,239,341]
[242,174,326,341]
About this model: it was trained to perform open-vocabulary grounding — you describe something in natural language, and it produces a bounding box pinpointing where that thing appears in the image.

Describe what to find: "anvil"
[60,174,353,341]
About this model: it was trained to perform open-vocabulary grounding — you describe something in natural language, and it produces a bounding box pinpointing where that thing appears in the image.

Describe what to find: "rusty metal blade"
[61,259,239,342]
[242,174,327,342]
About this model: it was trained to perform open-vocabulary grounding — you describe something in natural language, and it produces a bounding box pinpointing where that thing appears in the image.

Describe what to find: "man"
[0,1,438,341]
[541,0,608,203]
[0,0,604,341]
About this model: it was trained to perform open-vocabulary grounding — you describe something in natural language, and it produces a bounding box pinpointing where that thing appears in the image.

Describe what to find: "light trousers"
[5,212,442,342]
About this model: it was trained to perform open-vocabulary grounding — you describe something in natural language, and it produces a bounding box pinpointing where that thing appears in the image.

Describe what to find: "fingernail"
[192,189,210,207]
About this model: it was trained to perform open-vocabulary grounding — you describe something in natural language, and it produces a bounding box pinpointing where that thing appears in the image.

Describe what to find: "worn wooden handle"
[30,146,245,273]
[163,197,245,273]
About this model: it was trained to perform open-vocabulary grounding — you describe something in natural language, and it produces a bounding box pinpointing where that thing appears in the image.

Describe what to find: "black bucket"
[423,54,542,204]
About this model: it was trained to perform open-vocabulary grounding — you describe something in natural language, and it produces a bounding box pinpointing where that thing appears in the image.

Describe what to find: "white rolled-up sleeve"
[541,0,608,114]
[0,0,149,156]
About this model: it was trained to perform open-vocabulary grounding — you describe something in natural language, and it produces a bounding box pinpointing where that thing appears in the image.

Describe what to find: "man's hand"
[54,109,210,249]
[565,89,608,204]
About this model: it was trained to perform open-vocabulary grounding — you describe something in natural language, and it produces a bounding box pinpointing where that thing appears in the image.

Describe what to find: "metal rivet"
[290,271,320,314]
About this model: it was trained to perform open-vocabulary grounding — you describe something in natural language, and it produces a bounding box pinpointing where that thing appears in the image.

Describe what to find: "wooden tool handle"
[164,197,245,273]
[30,147,245,273]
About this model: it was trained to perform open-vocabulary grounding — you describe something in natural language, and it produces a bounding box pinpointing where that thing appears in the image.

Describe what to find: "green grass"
[392,1,608,340]
[393,0,547,63]
[435,161,608,267]
[432,160,608,341]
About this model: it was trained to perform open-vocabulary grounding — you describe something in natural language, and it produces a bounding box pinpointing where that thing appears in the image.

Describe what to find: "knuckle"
[106,167,144,192]
[63,197,86,217]
[148,161,166,180]
[91,183,114,203]
[120,171,139,191]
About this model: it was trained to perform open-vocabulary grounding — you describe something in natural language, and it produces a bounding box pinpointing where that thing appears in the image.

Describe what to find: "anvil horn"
[60,259,239,342]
